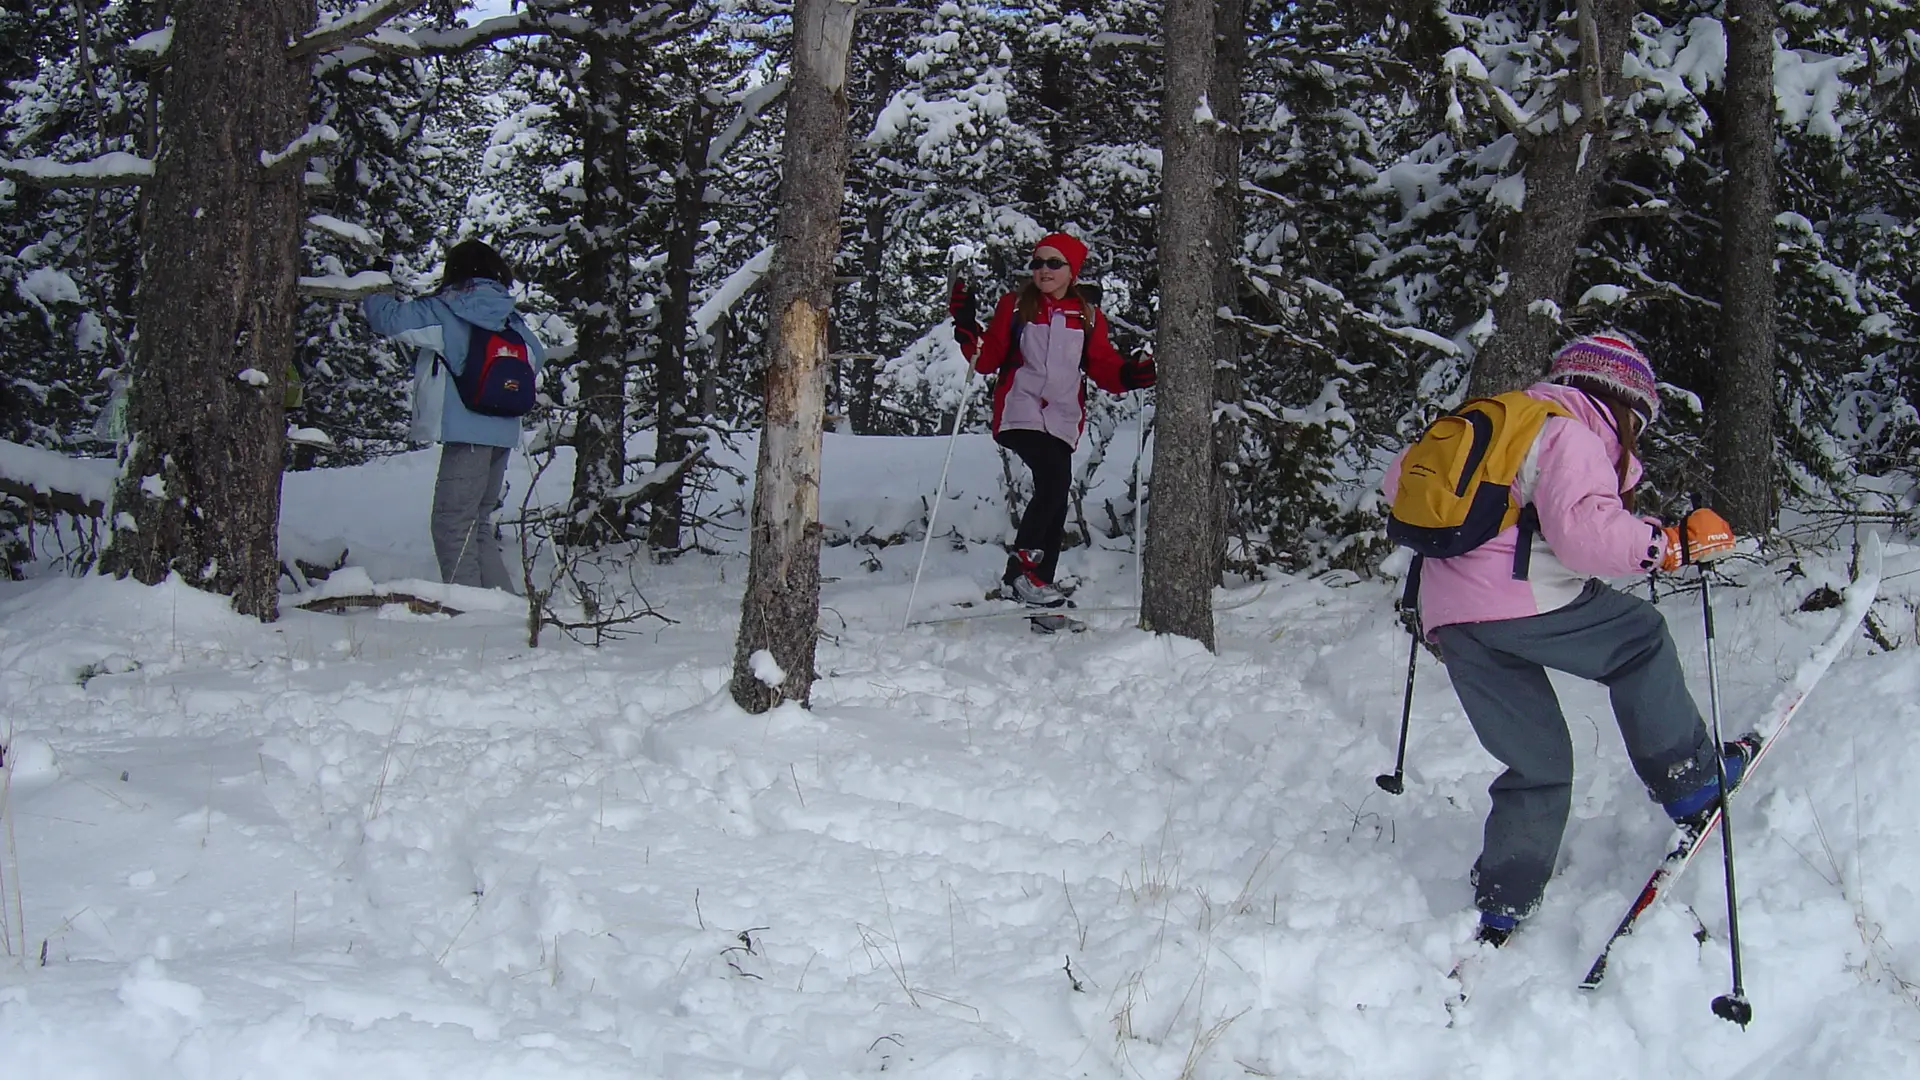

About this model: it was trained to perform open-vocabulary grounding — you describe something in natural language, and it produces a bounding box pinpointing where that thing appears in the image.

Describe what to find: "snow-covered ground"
[3,429,1919,1078]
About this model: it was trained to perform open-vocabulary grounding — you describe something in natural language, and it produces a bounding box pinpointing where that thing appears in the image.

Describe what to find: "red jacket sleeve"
[973,293,1020,376]
[1082,307,1127,394]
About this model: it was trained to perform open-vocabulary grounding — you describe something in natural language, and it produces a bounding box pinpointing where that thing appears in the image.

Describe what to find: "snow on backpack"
[1387,391,1570,580]
[447,321,536,418]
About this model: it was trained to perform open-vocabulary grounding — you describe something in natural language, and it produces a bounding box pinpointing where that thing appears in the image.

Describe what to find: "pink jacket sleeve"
[1382,448,1406,501]
[1527,418,1667,577]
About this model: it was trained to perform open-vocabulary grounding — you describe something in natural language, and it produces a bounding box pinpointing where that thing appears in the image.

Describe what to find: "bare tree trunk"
[1142,0,1221,649]
[565,0,634,547]
[102,0,313,620]
[849,180,888,434]
[1468,0,1636,396]
[850,45,899,435]
[729,0,855,713]
[1711,0,1779,534]
[650,92,715,554]
[1209,0,1246,585]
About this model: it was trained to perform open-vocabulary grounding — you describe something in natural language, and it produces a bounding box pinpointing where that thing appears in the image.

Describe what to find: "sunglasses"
[1028,257,1070,271]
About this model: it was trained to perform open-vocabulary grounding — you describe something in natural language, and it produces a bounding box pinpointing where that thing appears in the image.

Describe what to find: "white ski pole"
[903,352,978,629]
[1133,392,1149,612]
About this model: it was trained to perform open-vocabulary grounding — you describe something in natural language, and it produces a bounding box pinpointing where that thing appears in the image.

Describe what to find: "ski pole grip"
[1680,491,1711,565]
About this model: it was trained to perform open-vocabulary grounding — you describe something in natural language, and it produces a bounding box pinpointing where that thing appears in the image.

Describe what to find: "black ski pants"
[996,427,1074,585]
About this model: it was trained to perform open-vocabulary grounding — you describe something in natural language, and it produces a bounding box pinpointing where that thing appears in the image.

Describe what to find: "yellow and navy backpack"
[1388,391,1571,580]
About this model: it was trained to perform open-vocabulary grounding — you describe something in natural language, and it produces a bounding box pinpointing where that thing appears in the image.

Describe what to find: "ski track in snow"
[3,438,1920,1078]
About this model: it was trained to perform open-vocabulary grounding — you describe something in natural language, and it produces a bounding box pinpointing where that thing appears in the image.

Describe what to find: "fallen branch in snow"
[514,422,686,648]
[295,592,463,617]
[280,543,350,593]
[0,443,113,576]
[0,476,105,520]
[0,152,153,189]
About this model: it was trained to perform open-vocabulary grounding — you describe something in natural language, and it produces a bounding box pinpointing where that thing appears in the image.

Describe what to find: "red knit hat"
[1034,232,1088,278]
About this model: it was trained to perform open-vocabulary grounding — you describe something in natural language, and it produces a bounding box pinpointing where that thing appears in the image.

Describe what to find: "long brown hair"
[1555,375,1645,510]
[1015,280,1097,325]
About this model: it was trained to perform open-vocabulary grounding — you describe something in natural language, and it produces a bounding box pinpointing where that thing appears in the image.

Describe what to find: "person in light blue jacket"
[362,239,546,591]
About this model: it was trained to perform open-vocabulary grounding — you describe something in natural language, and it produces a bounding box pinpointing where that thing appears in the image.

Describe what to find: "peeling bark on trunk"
[1469,0,1636,397]
[650,93,715,554]
[565,0,635,547]
[729,0,854,713]
[101,0,314,621]
[1711,0,1779,534]
[1142,0,1221,649]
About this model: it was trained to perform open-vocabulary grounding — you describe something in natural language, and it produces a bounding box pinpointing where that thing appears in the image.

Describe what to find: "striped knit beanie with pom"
[1546,333,1659,421]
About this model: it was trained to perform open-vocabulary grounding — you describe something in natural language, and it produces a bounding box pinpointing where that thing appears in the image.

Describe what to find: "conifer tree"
[1144,0,1230,648]
[1711,0,1779,531]
[100,0,321,618]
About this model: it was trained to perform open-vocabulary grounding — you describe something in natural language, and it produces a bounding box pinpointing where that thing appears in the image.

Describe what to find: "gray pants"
[1434,581,1716,919]
[432,442,515,591]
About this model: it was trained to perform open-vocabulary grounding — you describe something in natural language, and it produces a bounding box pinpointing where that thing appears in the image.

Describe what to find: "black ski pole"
[1687,499,1752,1027]
[1377,562,1422,795]
[1375,630,1418,795]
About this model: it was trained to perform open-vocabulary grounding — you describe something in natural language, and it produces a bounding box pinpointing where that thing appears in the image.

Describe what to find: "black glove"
[950,277,981,353]
[357,257,394,278]
[1397,602,1443,660]
[1119,355,1156,390]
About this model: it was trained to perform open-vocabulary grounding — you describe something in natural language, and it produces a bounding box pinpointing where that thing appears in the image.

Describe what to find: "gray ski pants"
[432,442,515,591]
[1434,581,1717,919]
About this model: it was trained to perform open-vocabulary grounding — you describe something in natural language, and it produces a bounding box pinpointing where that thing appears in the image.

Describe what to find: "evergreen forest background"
[3,0,1915,583]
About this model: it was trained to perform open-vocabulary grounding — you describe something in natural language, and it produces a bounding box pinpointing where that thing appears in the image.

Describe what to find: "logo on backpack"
[1387,392,1570,572]
[451,323,536,418]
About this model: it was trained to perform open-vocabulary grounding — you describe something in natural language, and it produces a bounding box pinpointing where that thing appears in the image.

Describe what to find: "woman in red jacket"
[951,232,1155,627]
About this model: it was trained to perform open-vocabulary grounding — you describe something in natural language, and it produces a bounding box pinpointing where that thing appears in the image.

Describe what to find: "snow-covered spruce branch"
[261,125,341,177]
[1241,262,1458,360]
[317,0,694,73]
[1590,202,1678,222]
[693,246,775,334]
[708,80,789,169]
[1441,48,1541,136]
[318,19,556,72]
[0,152,153,189]
[287,0,428,59]
[125,24,173,65]
[307,214,383,251]
[298,271,392,300]
[1239,179,1300,209]
[1090,31,1158,52]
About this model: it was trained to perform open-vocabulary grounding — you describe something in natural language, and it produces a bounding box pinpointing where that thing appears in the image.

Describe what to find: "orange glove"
[1660,508,1736,571]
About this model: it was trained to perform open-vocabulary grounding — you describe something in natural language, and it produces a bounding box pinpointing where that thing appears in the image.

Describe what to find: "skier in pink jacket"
[1384,333,1741,945]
